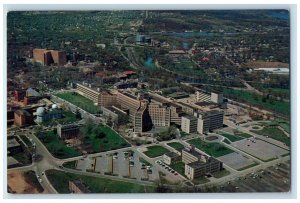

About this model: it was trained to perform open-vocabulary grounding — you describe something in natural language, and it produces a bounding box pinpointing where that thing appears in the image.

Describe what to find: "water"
[144,56,156,70]
[270,11,289,20]
[164,31,215,38]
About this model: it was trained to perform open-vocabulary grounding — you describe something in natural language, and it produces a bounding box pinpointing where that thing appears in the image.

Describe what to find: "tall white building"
[181,115,198,134]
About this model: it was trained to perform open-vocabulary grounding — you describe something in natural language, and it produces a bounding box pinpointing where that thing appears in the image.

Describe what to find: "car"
[59,166,63,169]
[174,173,178,175]
[113,155,118,160]
[41,172,45,176]
[38,178,43,183]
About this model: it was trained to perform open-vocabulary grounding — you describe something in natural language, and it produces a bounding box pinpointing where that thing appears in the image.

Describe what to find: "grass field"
[223,138,231,144]
[187,138,234,157]
[84,124,130,153]
[167,142,185,151]
[19,135,32,147]
[219,132,243,142]
[46,169,156,193]
[235,131,252,138]
[40,110,79,126]
[62,160,77,169]
[37,131,81,159]
[223,88,290,115]
[211,169,230,178]
[56,92,100,114]
[169,161,186,177]
[24,171,44,193]
[143,145,170,158]
[251,127,290,146]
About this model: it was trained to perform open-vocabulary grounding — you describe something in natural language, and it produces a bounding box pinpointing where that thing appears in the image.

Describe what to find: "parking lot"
[231,138,289,161]
[218,152,257,171]
[75,148,160,182]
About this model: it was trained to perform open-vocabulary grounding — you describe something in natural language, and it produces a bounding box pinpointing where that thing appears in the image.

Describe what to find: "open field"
[83,124,130,153]
[143,145,170,158]
[37,131,81,159]
[223,88,290,115]
[169,161,185,177]
[219,132,243,142]
[46,169,156,193]
[166,142,185,151]
[63,160,77,169]
[251,126,290,146]
[8,171,45,194]
[55,92,100,114]
[187,138,234,157]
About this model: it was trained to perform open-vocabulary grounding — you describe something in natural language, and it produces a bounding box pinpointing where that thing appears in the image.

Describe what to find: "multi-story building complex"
[196,110,224,134]
[163,152,181,165]
[14,109,33,127]
[196,91,211,102]
[185,157,223,180]
[211,92,223,104]
[181,115,198,134]
[101,106,128,125]
[99,90,118,107]
[76,83,100,104]
[117,91,147,120]
[134,106,152,133]
[57,124,80,140]
[170,103,184,125]
[69,180,91,193]
[182,148,205,164]
[33,48,66,66]
[148,102,171,127]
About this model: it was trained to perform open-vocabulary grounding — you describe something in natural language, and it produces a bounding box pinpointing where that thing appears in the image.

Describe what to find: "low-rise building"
[7,138,23,155]
[57,124,80,140]
[14,109,33,127]
[185,157,223,180]
[36,104,63,123]
[14,89,26,102]
[182,148,205,164]
[181,115,198,134]
[211,92,223,104]
[163,152,181,165]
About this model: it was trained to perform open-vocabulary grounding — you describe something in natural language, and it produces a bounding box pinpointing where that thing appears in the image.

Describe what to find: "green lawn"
[19,135,32,147]
[11,151,32,166]
[223,88,290,116]
[143,145,170,158]
[167,142,185,151]
[223,138,231,144]
[41,110,79,126]
[187,138,234,157]
[83,124,130,153]
[251,127,290,146]
[62,160,77,169]
[56,92,100,114]
[235,132,252,138]
[46,169,156,193]
[24,171,44,193]
[219,132,243,142]
[193,176,210,185]
[220,132,244,142]
[211,169,230,178]
[37,131,81,159]
[169,161,186,177]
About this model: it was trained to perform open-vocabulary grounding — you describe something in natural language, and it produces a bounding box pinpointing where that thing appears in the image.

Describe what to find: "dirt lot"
[7,171,46,194]
[242,61,289,68]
